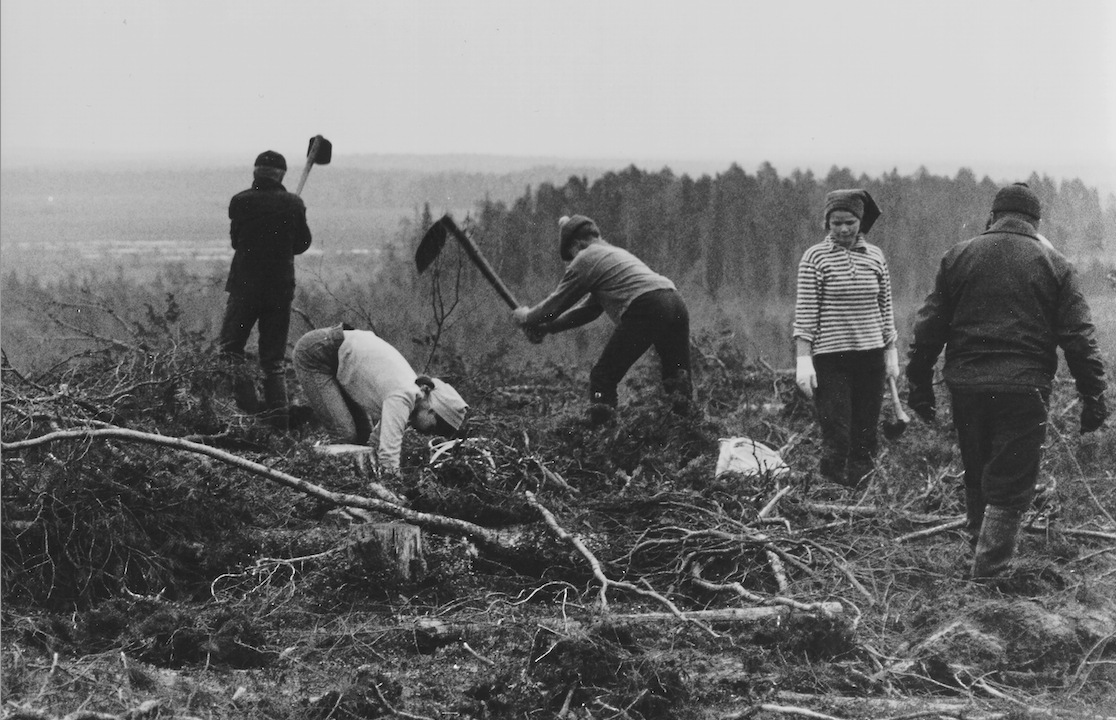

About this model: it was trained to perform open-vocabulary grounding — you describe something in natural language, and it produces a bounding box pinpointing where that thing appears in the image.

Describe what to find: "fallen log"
[749,691,1116,720]
[612,604,842,624]
[0,427,517,555]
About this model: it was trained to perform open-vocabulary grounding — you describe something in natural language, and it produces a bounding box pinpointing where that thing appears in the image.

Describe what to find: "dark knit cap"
[824,189,881,234]
[992,182,1041,220]
[558,215,600,260]
[254,150,287,171]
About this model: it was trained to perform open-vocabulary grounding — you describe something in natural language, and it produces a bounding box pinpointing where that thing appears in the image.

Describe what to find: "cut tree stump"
[349,522,426,581]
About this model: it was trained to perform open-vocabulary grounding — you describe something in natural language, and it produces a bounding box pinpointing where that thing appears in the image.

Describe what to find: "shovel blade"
[883,419,908,441]
[307,135,332,165]
[415,217,449,274]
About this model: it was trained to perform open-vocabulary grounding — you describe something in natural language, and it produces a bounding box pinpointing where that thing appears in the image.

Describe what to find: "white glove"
[512,306,531,326]
[885,346,899,380]
[796,355,817,398]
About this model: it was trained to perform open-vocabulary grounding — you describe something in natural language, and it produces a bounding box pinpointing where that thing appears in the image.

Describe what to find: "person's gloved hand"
[796,355,817,399]
[1081,394,1108,434]
[512,306,531,326]
[908,382,936,422]
[884,346,900,381]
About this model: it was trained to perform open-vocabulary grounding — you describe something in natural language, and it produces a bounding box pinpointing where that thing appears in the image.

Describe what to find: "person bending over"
[512,215,692,425]
[293,324,468,474]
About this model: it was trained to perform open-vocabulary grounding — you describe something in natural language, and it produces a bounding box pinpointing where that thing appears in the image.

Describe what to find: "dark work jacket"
[907,217,1105,397]
[224,177,312,301]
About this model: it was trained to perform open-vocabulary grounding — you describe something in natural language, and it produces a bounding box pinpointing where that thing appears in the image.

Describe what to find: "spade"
[883,376,910,440]
[293,135,332,196]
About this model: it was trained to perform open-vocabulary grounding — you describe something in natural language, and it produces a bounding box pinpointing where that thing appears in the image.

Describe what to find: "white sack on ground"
[715,437,789,479]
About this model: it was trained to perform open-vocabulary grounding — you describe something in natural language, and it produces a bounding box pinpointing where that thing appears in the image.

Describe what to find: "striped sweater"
[793,235,897,356]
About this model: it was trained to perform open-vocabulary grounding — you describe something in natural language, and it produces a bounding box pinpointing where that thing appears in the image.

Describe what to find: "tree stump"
[348,522,426,581]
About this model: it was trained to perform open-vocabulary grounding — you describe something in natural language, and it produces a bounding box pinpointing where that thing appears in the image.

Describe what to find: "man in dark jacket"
[906,182,1107,582]
[218,150,313,430]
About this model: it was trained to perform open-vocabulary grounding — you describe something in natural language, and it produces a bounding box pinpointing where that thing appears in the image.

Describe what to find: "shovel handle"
[888,376,910,423]
[442,217,520,309]
[293,136,322,197]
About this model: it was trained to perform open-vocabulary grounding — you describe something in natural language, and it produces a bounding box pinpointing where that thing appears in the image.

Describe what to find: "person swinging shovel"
[218,135,331,431]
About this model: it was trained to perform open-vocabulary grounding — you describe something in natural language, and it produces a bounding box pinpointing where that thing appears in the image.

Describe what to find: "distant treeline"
[453,163,1114,303]
[2,161,1112,303]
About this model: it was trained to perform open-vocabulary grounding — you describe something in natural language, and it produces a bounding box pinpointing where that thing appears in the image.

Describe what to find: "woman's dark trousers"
[813,350,885,486]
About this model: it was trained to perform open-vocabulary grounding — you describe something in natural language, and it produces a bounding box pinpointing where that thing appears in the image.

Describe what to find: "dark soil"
[3,339,1115,719]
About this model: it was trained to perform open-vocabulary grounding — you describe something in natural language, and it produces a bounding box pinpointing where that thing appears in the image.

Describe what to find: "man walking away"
[905,182,1107,583]
[218,150,313,431]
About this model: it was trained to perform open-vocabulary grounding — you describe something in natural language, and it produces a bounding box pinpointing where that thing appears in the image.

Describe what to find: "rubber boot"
[261,374,289,432]
[964,485,985,553]
[970,504,1024,581]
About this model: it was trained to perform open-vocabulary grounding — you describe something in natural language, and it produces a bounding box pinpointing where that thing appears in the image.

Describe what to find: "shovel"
[293,135,332,197]
[883,376,910,440]
[416,214,520,309]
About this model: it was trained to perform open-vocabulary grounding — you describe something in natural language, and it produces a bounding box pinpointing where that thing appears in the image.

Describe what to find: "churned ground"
[3,330,1115,719]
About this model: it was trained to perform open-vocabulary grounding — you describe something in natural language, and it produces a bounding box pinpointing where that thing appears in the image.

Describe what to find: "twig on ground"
[799,539,875,604]
[461,641,496,667]
[738,703,845,720]
[371,680,435,720]
[525,490,719,637]
[687,561,839,618]
[896,518,967,543]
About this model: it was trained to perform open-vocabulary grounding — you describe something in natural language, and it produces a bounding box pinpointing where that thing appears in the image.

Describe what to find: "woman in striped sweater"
[793,189,898,488]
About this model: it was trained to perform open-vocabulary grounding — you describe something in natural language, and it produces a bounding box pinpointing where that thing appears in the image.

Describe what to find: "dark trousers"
[589,289,691,408]
[218,293,292,378]
[813,350,885,484]
[951,389,1047,538]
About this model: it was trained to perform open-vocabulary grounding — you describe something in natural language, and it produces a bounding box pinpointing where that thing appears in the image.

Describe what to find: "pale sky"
[2,0,1115,189]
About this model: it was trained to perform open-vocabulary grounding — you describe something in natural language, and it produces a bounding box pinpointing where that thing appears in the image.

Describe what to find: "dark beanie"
[991,182,1041,220]
[254,150,287,171]
[824,189,881,234]
[558,215,600,260]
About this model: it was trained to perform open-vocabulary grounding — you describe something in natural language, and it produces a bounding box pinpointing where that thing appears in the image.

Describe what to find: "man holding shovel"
[906,182,1108,583]
[218,149,312,431]
[512,215,693,425]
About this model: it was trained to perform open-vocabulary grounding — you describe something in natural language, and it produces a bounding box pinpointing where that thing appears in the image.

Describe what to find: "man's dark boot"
[844,457,874,488]
[226,360,260,415]
[971,504,1024,581]
[818,454,847,486]
[233,376,261,415]
[587,402,616,427]
[262,374,289,432]
[964,485,985,553]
